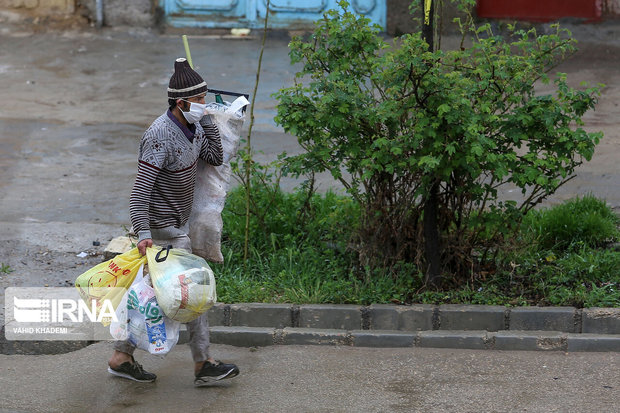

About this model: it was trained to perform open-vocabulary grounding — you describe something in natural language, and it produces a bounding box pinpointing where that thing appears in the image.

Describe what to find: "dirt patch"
[537,336,566,351]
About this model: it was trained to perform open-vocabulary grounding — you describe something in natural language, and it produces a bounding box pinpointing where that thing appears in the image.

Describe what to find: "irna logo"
[13,296,118,323]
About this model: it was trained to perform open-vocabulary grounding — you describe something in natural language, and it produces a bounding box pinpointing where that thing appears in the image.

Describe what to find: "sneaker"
[194,360,239,387]
[108,356,157,382]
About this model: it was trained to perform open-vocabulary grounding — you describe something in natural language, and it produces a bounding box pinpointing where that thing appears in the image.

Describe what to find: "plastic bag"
[145,246,217,323]
[190,96,249,263]
[110,264,180,355]
[75,247,146,325]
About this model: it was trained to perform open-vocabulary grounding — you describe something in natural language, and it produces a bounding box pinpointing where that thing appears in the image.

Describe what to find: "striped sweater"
[130,110,223,242]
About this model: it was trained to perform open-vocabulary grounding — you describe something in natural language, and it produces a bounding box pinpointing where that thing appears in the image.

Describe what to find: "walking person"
[107,57,239,386]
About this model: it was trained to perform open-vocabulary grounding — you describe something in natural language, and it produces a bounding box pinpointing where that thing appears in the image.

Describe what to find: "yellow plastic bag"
[145,246,216,323]
[75,247,147,325]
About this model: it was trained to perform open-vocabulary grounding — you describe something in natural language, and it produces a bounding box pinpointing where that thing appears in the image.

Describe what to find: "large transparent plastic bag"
[190,96,249,263]
[145,246,217,323]
[110,264,181,355]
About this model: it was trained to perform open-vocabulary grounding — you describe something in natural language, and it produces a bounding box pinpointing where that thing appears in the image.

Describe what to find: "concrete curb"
[178,303,619,352]
[204,303,620,335]
[3,303,619,354]
[196,327,620,352]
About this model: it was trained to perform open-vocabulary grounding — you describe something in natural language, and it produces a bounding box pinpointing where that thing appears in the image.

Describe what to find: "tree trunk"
[424,183,441,287]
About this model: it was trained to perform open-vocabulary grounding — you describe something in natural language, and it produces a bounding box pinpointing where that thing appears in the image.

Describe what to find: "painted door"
[162,0,386,30]
[477,0,600,22]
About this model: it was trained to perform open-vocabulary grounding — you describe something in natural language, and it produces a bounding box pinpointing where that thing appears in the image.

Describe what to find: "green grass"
[212,182,422,305]
[212,184,620,308]
[1,263,13,274]
[521,194,620,251]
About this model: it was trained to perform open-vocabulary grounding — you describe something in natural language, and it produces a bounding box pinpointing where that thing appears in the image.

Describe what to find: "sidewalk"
[1,341,618,413]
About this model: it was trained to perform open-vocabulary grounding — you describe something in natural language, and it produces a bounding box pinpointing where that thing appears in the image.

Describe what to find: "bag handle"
[154,245,173,263]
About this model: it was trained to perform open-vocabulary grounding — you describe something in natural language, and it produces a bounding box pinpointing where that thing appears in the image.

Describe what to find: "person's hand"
[137,238,153,256]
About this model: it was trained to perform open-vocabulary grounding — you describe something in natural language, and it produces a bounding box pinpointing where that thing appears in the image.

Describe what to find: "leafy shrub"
[274,0,602,283]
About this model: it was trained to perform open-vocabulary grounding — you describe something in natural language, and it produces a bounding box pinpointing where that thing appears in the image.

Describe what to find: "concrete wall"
[0,0,74,13]
[78,0,155,26]
[601,0,620,15]
[387,1,468,36]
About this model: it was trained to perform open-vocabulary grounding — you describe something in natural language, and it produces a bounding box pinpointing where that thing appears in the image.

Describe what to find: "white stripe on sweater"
[130,112,223,237]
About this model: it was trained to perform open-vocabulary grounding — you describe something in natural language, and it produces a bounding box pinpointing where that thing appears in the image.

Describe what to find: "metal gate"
[162,0,386,30]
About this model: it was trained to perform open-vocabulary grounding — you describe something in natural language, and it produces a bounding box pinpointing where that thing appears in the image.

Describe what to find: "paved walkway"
[1,341,619,413]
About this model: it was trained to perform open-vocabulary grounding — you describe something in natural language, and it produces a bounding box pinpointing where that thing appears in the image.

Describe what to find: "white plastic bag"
[110,264,181,355]
[190,96,249,263]
[145,246,217,323]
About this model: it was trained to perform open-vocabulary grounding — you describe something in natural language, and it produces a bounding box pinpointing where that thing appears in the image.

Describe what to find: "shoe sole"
[108,367,156,383]
[194,368,239,387]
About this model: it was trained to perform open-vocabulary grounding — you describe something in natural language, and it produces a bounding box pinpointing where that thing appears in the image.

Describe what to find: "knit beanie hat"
[167,58,207,100]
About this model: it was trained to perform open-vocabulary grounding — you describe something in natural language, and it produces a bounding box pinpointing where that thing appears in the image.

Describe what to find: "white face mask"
[180,100,207,124]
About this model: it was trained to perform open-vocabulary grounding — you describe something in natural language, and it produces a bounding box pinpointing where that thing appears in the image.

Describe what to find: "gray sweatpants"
[113,226,210,363]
